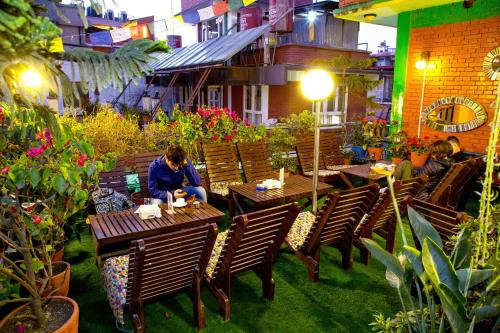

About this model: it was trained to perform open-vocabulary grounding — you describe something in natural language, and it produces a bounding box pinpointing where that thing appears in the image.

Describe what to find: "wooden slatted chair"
[447,157,485,210]
[319,130,344,167]
[295,136,353,188]
[236,141,274,182]
[353,175,428,264]
[286,184,379,281]
[102,223,218,332]
[98,151,163,205]
[426,161,465,207]
[203,142,243,211]
[405,196,467,250]
[204,203,301,321]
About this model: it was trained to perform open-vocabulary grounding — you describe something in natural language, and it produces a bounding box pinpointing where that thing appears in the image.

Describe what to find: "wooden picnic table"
[228,175,333,215]
[89,202,224,266]
[340,162,392,184]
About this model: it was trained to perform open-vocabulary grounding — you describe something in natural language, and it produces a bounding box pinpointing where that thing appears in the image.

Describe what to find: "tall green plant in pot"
[269,126,297,174]
[0,105,111,331]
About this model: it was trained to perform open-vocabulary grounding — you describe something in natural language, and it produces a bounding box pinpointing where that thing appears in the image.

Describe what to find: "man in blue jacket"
[148,145,207,202]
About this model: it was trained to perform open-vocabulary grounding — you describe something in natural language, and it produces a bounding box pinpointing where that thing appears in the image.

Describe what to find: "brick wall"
[403,16,499,152]
[339,0,371,8]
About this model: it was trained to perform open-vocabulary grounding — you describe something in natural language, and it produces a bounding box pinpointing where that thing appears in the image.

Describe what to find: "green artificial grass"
[65,196,480,333]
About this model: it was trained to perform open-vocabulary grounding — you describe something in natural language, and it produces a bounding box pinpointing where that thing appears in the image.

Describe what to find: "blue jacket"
[148,155,201,201]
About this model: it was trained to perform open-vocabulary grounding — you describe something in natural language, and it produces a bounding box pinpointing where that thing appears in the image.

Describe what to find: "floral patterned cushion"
[205,230,229,278]
[102,255,129,325]
[210,182,243,197]
[286,211,316,251]
[304,170,339,176]
[326,164,355,171]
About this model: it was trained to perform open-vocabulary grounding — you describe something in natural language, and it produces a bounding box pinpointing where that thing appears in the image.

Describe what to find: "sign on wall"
[483,46,500,80]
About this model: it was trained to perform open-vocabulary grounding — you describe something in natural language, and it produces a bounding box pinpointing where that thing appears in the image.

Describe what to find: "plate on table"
[173,201,187,208]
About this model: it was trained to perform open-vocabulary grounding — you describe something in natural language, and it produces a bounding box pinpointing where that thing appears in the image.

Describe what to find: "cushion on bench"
[304,170,339,177]
[102,255,129,324]
[286,211,316,251]
[206,230,229,278]
[326,165,355,171]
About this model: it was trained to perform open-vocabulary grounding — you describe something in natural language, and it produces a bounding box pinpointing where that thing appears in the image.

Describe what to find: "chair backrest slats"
[212,203,301,279]
[320,130,343,166]
[203,142,241,185]
[99,151,162,194]
[295,136,326,174]
[427,162,464,207]
[126,223,217,304]
[304,184,379,251]
[406,197,467,247]
[447,157,484,209]
[237,142,274,182]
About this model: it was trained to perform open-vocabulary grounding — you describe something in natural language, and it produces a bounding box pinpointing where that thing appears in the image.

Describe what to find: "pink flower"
[244,118,250,126]
[44,128,52,144]
[224,135,233,141]
[27,146,44,157]
[1,166,10,174]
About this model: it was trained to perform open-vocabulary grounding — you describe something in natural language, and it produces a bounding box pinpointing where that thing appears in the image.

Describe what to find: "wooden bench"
[405,196,467,250]
[236,141,274,182]
[203,142,242,212]
[98,151,162,204]
[286,184,380,281]
[295,135,353,189]
[204,203,301,321]
[354,176,428,264]
[101,223,218,331]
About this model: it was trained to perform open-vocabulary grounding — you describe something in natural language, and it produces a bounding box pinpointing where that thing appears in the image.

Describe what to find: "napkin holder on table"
[134,204,162,220]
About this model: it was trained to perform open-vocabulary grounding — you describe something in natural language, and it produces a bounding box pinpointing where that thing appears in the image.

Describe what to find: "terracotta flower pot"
[0,296,79,333]
[52,246,65,262]
[48,261,71,297]
[343,157,352,165]
[367,147,384,161]
[410,152,429,168]
[391,157,403,164]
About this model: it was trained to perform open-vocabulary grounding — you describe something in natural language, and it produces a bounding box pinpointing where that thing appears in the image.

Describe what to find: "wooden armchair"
[447,157,485,210]
[353,176,428,264]
[203,142,243,211]
[405,196,467,250]
[295,135,353,189]
[204,203,301,321]
[319,130,344,167]
[286,184,379,281]
[236,141,274,182]
[102,223,218,331]
[426,161,465,208]
[98,151,163,205]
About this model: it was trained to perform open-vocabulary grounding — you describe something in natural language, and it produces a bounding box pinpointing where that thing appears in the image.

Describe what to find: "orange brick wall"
[403,16,500,153]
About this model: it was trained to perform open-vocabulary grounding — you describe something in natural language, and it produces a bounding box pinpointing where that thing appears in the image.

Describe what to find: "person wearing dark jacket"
[447,136,468,162]
[415,140,454,200]
[148,145,207,202]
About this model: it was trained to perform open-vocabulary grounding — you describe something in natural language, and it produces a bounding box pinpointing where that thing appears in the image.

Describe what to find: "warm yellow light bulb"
[301,69,334,101]
[21,70,42,89]
[416,60,427,70]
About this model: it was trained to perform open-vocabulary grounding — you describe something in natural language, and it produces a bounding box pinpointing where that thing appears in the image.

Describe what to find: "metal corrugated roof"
[150,25,269,72]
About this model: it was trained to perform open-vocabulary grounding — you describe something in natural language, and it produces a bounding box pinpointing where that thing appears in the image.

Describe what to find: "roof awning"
[150,25,269,72]
[333,0,463,27]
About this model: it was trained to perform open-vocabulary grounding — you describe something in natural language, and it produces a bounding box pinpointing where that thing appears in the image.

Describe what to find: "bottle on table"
[370,152,376,167]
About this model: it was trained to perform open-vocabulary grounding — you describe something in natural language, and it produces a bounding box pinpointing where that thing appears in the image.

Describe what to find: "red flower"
[27,146,44,157]
[10,206,16,214]
[361,117,369,123]
[211,135,219,141]
[44,128,53,145]
[379,119,387,125]
[35,131,44,140]
[372,120,377,126]
[208,121,215,128]
[1,166,10,174]
[77,154,88,167]
[65,139,71,146]
[224,135,233,141]
[424,135,430,140]
[244,118,250,126]
[32,215,42,225]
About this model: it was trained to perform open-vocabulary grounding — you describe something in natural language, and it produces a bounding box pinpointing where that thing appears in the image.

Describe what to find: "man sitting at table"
[148,145,207,203]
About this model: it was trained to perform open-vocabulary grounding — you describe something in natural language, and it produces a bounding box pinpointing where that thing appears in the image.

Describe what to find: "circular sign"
[483,47,500,80]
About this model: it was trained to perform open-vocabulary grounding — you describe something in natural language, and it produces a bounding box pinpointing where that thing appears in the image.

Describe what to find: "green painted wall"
[411,0,500,28]
[389,0,500,132]
[389,11,410,133]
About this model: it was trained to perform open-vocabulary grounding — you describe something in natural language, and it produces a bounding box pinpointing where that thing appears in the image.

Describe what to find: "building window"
[207,85,222,107]
[243,85,268,125]
[313,85,347,126]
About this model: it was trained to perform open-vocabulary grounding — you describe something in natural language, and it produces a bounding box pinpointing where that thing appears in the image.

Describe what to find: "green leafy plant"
[0,105,110,327]
[282,110,314,136]
[269,126,297,173]
[406,136,432,155]
[387,122,409,158]
[361,111,387,148]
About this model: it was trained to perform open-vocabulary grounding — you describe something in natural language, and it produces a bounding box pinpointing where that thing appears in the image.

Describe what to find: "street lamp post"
[300,69,334,214]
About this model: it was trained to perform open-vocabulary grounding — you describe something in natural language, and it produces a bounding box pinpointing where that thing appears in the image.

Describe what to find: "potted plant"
[361,112,387,161]
[0,106,106,332]
[407,136,432,167]
[387,123,408,164]
[269,126,297,176]
[340,147,355,165]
